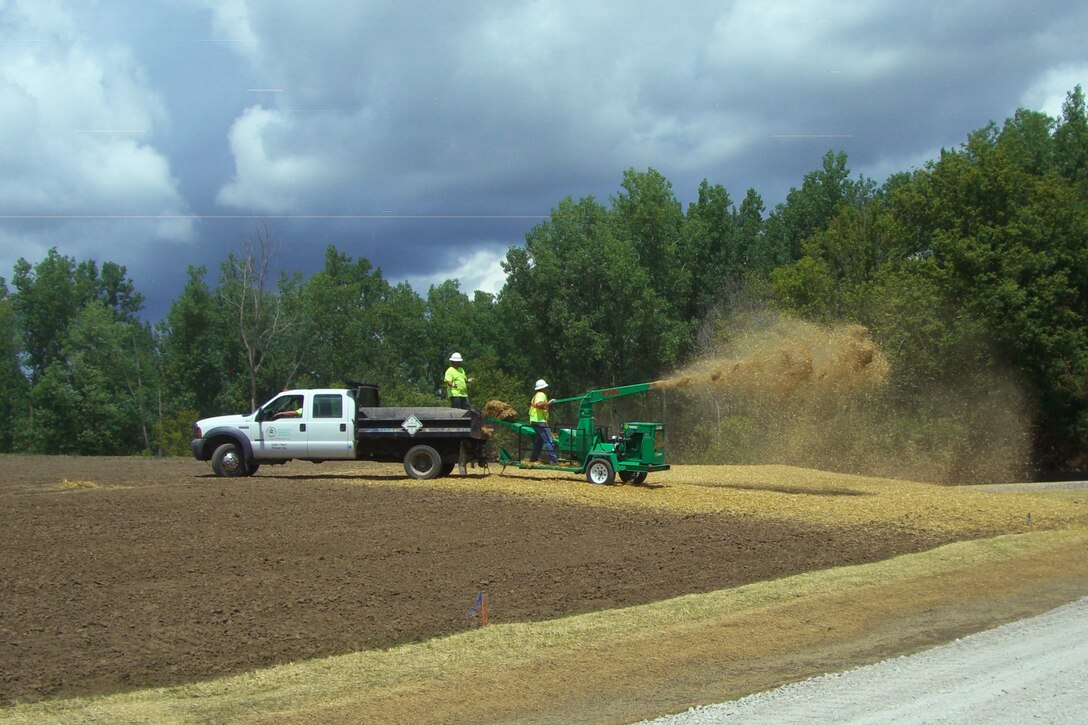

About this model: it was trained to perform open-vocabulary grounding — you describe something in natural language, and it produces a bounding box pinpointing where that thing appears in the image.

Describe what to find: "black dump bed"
[355,406,484,439]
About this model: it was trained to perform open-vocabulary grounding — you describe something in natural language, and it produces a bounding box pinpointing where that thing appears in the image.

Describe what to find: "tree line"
[1,88,1085,478]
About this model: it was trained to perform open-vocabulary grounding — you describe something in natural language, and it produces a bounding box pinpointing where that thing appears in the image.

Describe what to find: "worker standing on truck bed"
[444,352,474,410]
[528,379,557,464]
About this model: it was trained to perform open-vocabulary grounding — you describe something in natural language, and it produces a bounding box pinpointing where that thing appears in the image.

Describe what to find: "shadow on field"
[261,473,494,482]
[493,470,669,489]
[690,482,869,497]
[193,472,412,482]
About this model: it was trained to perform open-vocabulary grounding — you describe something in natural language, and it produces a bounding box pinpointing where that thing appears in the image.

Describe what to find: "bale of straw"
[482,400,519,421]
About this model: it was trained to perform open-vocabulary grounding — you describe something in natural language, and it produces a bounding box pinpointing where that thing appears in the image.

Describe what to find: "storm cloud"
[2,0,1086,318]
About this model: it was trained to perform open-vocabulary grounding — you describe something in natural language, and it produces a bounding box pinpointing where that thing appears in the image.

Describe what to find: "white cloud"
[706,0,880,71]
[199,0,257,44]
[1021,65,1088,119]
[216,106,344,213]
[0,0,191,232]
[0,226,52,286]
[403,246,509,298]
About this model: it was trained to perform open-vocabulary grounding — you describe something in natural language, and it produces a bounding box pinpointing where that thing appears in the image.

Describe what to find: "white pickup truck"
[191,384,487,479]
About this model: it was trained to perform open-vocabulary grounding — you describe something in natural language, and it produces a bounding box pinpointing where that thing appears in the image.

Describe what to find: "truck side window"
[270,395,305,419]
[314,394,343,419]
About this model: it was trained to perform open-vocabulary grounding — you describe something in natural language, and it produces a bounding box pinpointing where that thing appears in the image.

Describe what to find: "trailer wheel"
[211,443,247,477]
[440,461,455,477]
[619,471,647,484]
[585,458,615,485]
[404,445,443,479]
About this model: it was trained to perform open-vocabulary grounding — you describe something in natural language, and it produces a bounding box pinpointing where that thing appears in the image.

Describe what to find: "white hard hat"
[449,352,463,362]
[535,378,548,390]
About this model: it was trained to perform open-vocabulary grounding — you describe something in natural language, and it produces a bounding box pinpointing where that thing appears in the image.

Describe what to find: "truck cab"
[192,389,356,476]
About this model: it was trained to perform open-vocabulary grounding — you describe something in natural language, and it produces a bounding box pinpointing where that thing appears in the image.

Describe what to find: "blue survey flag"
[467,591,483,618]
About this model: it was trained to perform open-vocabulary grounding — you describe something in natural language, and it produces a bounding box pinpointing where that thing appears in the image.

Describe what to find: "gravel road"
[638,596,1088,724]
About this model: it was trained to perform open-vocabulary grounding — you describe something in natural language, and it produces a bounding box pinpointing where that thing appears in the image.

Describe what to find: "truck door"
[255,393,309,459]
[306,393,355,459]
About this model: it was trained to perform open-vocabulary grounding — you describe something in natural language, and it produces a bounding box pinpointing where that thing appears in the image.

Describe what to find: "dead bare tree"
[221,223,300,411]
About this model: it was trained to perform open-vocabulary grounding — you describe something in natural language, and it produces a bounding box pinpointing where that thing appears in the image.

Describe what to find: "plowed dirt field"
[2,455,1088,724]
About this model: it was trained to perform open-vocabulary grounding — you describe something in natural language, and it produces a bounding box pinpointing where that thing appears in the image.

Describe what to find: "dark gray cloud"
[1,0,1086,320]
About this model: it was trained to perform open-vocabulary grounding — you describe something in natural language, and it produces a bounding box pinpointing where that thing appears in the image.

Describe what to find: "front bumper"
[191,438,208,461]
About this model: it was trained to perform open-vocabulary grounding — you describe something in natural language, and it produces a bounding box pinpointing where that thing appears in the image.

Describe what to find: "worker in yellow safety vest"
[444,352,474,410]
[528,379,557,464]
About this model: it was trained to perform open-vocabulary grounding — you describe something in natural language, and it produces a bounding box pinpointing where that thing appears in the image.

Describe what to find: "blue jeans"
[530,422,557,463]
[450,396,470,410]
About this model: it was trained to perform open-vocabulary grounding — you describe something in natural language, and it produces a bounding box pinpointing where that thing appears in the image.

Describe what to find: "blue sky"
[2,0,1086,319]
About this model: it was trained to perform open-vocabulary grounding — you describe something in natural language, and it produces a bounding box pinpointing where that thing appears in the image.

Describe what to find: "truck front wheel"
[404,445,442,479]
[211,442,247,477]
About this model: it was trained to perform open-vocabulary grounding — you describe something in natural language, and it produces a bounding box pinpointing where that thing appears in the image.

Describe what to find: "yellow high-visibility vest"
[528,391,548,423]
[445,366,468,397]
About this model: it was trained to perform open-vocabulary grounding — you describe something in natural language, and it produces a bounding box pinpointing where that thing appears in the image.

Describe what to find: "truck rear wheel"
[212,442,247,477]
[404,445,442,479]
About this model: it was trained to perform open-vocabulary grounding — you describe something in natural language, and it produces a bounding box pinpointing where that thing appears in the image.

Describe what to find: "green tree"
[11,248,146,383]
[159,266,225,417]
[10,249,153,454]
[680,179,736,319]
[293,247,448,404]
[763,151,867,264]
[25,361,82,454]
[773,101,1088,472]
[768,255,836,320]
[24,302,156,454]
[370,281,430,402]
[498,194,684,392]
[11,249,85,382]
[998,109,1056,175]
[1054,85,1088,186]
[0,280,29,452]
[771,190,902,320]
[82,259,145,321]
[610,169,693,348]
[296,246,390,387]
[735,188,775,275]
[67,303,153,453]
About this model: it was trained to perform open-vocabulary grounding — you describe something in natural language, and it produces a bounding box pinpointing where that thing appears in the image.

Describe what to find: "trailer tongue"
[486,381,669,485]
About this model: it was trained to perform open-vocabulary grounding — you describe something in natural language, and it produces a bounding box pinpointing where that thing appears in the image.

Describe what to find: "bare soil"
[0,455,983,707]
